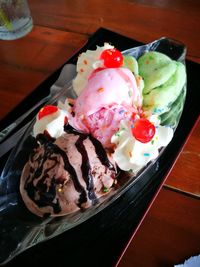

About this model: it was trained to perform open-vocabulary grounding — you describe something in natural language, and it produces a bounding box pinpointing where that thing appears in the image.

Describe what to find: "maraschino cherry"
[131,118,155,143]
[38,105,58,120]
[100,48,123,68]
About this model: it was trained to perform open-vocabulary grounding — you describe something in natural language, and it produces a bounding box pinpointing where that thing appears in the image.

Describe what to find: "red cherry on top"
[130,112,137,121]
[100,48,123,68]
[38,105,58,120]
[131,118,155,143]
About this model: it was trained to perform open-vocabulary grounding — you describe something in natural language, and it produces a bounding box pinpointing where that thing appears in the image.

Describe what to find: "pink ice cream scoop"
[71,103,136,148]
[70,67,141,148]
[74,67,140,116]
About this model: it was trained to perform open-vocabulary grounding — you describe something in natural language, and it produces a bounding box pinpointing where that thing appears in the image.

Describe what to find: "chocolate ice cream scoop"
[20,129,117,218]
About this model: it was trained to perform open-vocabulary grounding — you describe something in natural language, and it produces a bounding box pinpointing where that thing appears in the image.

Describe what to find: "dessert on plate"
[19,43,186,217]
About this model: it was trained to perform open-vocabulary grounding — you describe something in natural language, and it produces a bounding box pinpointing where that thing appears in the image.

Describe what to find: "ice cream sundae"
[20,43,186,217]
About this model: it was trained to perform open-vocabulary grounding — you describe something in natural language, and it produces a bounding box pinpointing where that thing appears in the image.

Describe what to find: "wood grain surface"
[118,188,200,267]
[0,1,199,266]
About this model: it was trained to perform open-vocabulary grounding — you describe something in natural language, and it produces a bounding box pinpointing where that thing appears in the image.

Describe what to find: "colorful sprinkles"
[103,187,109,193]
[97,87,104,93]
[119,109,125,114]
[114,127,126,137]
[153,107,164,114]
[128,90,133,97]
[115,131,120,137]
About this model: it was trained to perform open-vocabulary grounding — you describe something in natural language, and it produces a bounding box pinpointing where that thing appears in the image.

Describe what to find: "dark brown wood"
[28,0,200,63]
[118,188,200,267]
[165,121,200,197]
[0,1,199,266]
[0,26,87,119]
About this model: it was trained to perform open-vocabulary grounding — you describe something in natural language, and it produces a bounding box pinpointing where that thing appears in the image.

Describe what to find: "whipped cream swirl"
[111,115,173,172]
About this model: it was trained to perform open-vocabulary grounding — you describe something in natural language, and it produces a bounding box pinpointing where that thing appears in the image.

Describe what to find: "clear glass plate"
[0,37,186,265]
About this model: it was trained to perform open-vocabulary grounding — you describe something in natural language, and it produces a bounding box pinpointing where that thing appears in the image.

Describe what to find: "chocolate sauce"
[75,135,97,205]
[89,135,115,171]
[24,128,115,215]
[51,142,87,205]
[26,175,61,214]
[25,134,87,214]
[25,139,62,214]
[65,124,115,171]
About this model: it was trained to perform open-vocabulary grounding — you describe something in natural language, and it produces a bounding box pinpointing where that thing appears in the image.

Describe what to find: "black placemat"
[1,28,199,267]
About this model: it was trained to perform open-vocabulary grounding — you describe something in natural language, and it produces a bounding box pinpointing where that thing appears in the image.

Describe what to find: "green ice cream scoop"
[138,51,177,94]
[123,55,139,75]
[139,51,186,115]
[123,55,144,93]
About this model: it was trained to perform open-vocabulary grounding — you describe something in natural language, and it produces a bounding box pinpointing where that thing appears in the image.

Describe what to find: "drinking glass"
[0,0,33,40]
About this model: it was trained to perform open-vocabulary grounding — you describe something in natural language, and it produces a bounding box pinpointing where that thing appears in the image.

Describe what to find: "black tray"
[0,28,199,267]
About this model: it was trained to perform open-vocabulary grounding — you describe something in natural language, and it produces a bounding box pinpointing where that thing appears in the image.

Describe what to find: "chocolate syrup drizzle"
[75,135,97,205]
[89,135,115,171]
[64,125,115,171]
[25,137,63,214]
[25,128,115,215]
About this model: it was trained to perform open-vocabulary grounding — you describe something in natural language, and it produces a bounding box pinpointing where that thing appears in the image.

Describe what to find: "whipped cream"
[73,43,114,96]
[111,115,173,172]
[33,108,68,138]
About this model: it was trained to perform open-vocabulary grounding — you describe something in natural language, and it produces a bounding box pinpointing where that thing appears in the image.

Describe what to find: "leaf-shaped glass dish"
[0,37,186,265]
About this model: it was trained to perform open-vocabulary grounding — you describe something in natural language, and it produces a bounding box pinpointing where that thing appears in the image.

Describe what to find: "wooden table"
[0,1,199,266]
